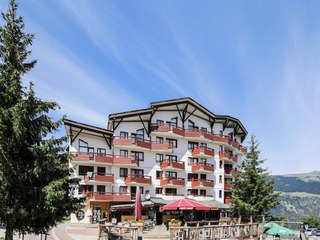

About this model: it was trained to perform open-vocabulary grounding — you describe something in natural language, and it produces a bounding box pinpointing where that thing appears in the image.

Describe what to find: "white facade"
[64,98,247,223]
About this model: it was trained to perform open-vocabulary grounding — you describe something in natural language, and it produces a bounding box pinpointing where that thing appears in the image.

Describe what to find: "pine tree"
[230,135,281,219]
[0,1,82,239]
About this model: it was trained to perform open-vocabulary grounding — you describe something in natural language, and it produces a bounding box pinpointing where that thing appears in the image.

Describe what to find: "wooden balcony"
[150,123,172,133]
[214,135,230,144]
[172,126,185,136]
[191,179,214,188]
[95,154,114,164]
[240,146,247,153]
[84,173,114,183]
[203,131,215,141]
[136,139,151,149]
[71,152,94,161]
[191,162,214,173]
[91,192,132,201]
[113,136,133,146]
[219,151,237,163]
[150,141,172,152]
[124,174,152,185]
[192,146,214,158]
[224,183,231,189]
[160,160,185,171]
[113,155,139,167]
[184,128,201,138]
[160,177,185,187]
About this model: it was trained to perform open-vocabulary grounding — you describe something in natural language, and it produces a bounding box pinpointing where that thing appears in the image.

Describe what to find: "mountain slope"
[269,171,320,221]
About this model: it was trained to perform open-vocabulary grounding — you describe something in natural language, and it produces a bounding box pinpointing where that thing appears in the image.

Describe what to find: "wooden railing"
[169,223,263,240]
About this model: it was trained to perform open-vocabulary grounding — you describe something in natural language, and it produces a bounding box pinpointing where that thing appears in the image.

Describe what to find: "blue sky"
[1,1,320,175]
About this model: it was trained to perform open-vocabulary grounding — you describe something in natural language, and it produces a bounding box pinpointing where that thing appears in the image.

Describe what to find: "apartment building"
[64,98,247,224]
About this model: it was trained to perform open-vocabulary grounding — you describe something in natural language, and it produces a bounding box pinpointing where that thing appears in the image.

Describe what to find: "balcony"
[84,173,114,183]
[113,136,133,146]
[71,152,94,161]
[113,155,139,167]
[150,123,173,136]
[191,179,214,188]
[113,136,151,150]
[184,128,201,138]
[88,192,132,201]
[95,154,114,164]
[124,174,152,185]
[160,160,185,171]
[150,141,173,152]
[192,146,214,158]
[190,162,214,173]
[160,177,185,187]
[219,151,237,163]
[224,183,231,190]
[214,135,230,144]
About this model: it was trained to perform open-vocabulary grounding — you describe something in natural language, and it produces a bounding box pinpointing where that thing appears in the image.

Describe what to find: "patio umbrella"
[264,222,280,229]
[134,186,142,221]
[266,225,295,236]
[160,198,211,211]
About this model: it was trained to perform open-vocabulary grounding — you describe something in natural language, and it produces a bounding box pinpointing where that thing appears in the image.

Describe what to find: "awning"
[110,201,154,211]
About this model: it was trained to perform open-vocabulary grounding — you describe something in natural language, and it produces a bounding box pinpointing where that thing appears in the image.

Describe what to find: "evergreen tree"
[0,1,82,239]
[230,135,281,219]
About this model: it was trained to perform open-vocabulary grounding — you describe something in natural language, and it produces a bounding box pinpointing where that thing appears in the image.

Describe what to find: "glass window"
[97,185,105,193]
[200,174,206,180]
[131,151,144,161]
[97,148,106,156]
[156,154,163,163]
[120,150,128,157]
[200,143,207,148]
[171,117,178,126]
[119,186,128,193]
[136,129,144,140]
[188,141,198,150]
[79,185,93,193]
[156,137,164,143]
[120,131,128,138]
[97,167,106,175]
[219,190,222,198]
[130,169,144,176]
[219,175,222,183]
[188,158,198,165]
[200,189,206,196]
[79,139,88,152]
[188,189,198,195]
[156,119,164,126]
[165,188,177,195]
[156,171,162,179]
[120,168,128,177]
[166,155,177,161]
[167,138,177,148]
[78,166,94,175]
[156,188,162,194]
[219,160,223,168]
[165,171,177,178]
[188,120,195,130]
[188,173,198,181]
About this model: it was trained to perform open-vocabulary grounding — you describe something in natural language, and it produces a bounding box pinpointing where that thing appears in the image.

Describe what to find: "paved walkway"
[0,222,170,240]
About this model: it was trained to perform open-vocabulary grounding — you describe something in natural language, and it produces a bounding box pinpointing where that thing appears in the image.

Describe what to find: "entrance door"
[92,207,101,223]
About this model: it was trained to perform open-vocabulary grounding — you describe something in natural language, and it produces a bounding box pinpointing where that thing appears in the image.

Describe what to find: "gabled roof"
[107,97,248,141]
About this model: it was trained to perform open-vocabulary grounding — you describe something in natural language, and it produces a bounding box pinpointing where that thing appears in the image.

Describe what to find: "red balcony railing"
[113,136,133,145]
[151,141,173,151]
[191,178,214,188]
[219,151,237,162]
[160,177,185,186]
[214,135,230,144]
[160,160,185,170]
[84,173,114,183]
[184,127,201,138]
[95,154,114,164]
[192,146,214,157]
[190,162,214,172]
[124,174,152,185]
[224,183,231,189]
[85,192,132,201]
[150,123,172,132]
[224,196,232,204]
[113,155,139,166]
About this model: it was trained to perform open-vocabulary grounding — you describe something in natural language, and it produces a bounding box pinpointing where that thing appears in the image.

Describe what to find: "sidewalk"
[0,222,170,240]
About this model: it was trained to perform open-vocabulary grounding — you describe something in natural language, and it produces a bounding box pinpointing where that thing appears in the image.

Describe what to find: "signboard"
[76,210,85,221]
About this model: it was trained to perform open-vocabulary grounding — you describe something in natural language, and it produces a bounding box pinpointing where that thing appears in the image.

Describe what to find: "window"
[199,158,207,164]
[131,151,144,161]
[156,119,164,126]
[120,150,128,157]
[120,168,128,177]
[188,173,198,181]
[119,186,128,193]
[201,127,207,133]
[79,139,88,152]
[188,141,198,150]
[79,166,94,175]
[97,148,106,156]
[219,160,223,168]
[219,130,223,136]
[200,143,207,148]
[156,171,162,179]
[79,185,93,193]
[167,138,177,148]
[156,137,164,143]
[165,188,177,195]
[97,167,106,175]
[131,186,144,194]
[219,145,223,152]
[97,185,105,193]
[171,117,178,126]
[156,154,163,163]
[200,189,206,196]
[120,131,128,138]
[219,175,222,183]
[188,158,198,165]
[200,174,206,180]
[188,189,198,196]
[166,155,177,161]
[130,168,144,176]
[136,129,144,140]
[188,120,195,130]
[156,188,163,194]
[219,190,222,198]
[165,171,177,178]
